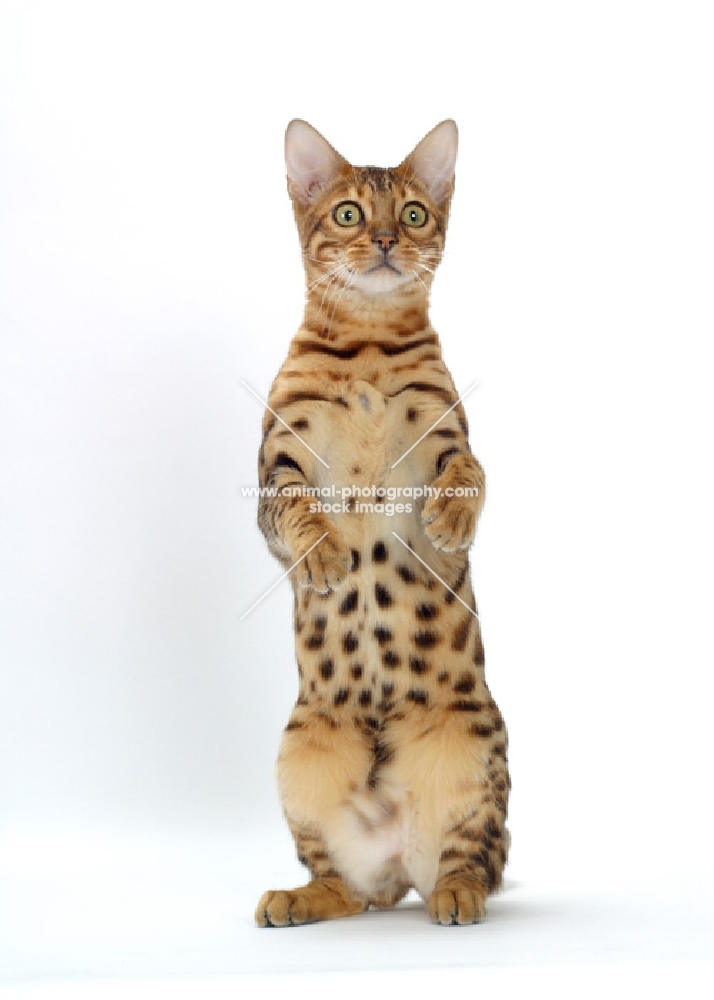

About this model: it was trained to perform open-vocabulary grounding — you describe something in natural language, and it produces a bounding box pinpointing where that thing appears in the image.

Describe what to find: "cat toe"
[428,887,486,925]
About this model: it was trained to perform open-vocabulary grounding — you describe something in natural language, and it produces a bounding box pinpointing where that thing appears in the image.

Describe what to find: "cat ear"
[400,120,458,206]
[285,120,347,207]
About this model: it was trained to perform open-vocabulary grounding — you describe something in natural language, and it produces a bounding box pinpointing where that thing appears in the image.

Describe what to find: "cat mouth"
[366,260,401,275]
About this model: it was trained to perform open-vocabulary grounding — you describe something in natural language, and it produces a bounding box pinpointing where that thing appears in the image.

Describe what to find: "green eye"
[333,202,363,227]
[401,202,428,227]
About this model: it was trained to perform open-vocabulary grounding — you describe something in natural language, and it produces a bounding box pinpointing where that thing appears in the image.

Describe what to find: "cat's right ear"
[285,120,347,207]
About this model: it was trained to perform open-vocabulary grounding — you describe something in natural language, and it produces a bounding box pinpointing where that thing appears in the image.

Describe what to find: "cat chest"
[310,379,430,494]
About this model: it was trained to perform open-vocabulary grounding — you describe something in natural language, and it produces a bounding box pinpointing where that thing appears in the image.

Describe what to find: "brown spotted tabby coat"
[255,120,509,927]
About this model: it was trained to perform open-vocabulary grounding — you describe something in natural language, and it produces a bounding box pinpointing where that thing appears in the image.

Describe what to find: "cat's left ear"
[285,120,348,207]
[399,120,458,206]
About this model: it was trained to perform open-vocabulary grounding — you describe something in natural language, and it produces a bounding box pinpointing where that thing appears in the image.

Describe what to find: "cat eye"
[401,202,428,228]
[333,202,363,227]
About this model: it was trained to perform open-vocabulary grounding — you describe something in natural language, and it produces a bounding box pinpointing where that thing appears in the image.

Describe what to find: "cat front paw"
[422,461,483,552]
[294,531,352,594]
[256,879,366,927]
[422,492,477,552]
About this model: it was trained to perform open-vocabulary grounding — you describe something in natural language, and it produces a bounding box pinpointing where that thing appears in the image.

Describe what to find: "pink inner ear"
[285,121,345,205]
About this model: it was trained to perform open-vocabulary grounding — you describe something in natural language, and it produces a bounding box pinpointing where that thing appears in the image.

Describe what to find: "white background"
[1,0,713,995]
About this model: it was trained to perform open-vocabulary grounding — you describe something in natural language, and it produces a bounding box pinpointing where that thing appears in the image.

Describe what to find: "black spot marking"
[339,589,359,615]
[409,657,430,675]
[350,549,361,571]
[305,634,324,650]
[351,663,363,680]
[451,614,472,651]
[319,659,334,680]
[285,720,305,731]
[437,671,450,684]
[382,682,394,697]
[407,408,418,422]
[413,630,441,649]
[342,632,359,654]
[415,603,439,621]
[359,689,372,707]
[373,625,392,646]
[372,541,388,563]
[382,650,401,669]
[453,673,476,694]
[291,418,309,430]
[396,565,417,584]
[473,633,485,666]
[375,583,393,608]
[406,689,428,706]
[314,615,327,631]
[450,700,484,712]
[334,688,350,707]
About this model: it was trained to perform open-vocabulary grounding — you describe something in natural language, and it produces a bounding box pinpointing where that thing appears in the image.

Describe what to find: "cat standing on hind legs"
[254,119,510,927]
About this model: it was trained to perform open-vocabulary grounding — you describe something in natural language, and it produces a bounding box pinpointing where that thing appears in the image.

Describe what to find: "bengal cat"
[254,120,509,926]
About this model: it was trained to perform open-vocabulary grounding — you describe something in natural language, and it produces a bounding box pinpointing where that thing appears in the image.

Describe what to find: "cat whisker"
[317,263,351,315]
[324,267,356,339]
[306,262,348,296]
[410,268,431,295]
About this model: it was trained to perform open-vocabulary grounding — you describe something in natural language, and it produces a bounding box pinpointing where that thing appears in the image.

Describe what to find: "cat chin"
[349,269,415,297]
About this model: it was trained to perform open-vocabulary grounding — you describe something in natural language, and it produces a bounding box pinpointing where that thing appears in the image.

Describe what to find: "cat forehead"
[352,166,401,193]
[330,166,426,203]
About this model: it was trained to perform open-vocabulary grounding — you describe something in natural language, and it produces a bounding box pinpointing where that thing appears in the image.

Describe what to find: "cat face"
[285,121,458,298]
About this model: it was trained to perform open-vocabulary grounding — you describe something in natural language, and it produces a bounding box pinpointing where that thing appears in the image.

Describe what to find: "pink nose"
[372,232,398,252]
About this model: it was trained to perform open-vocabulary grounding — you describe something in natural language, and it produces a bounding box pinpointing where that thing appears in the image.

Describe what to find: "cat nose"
[372,232,398,252]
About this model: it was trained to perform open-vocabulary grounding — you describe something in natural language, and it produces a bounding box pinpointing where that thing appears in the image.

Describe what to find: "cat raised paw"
[294,531,352,593]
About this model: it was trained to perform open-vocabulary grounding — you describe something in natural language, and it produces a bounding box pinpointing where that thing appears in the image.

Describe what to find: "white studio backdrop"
[1,0,713,982]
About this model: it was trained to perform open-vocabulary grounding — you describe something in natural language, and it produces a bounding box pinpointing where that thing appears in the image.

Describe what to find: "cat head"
[285,120,457,300]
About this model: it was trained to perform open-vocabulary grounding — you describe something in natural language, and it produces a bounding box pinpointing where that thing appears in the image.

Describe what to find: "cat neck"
[302,283,431,341]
